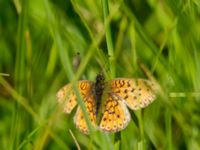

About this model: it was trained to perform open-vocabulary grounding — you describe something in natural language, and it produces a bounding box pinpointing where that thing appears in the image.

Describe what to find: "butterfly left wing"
[109,78,157,110]
[99,93,131,133]
[56,80,97,134]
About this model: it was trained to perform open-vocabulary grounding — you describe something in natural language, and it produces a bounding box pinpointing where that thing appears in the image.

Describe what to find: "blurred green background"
[0,0,200,149]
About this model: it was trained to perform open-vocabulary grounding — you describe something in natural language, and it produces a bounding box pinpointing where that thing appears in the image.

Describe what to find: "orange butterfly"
[56,74,157,134]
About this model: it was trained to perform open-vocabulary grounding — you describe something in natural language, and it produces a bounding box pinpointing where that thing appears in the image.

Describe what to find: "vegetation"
[0,0,200,149]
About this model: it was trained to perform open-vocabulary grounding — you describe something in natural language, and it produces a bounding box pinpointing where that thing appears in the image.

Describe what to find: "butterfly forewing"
[109,78,157,110]
[56,84,77,113]
[56,80,94,113]
[99,93,130,133]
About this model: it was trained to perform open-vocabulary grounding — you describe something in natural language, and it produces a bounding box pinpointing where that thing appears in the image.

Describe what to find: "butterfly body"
[56,75,157,134]
[94,74,105,117]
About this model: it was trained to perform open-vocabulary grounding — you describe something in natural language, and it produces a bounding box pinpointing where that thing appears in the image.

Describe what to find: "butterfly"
[56,74,158,134]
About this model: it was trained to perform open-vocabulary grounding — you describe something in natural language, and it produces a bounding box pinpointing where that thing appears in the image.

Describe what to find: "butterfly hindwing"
[99,93,130,133]
[109,78,157,110]
[74,94,96,134]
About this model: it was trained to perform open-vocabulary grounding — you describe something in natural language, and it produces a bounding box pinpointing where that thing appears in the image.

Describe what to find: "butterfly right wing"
[56,80,97,134]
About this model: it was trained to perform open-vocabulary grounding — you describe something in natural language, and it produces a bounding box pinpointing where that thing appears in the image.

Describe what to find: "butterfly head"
[95,72,105,82]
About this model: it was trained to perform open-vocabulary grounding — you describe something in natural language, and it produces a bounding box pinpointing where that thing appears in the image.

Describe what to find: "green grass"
[0,0,200,149]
